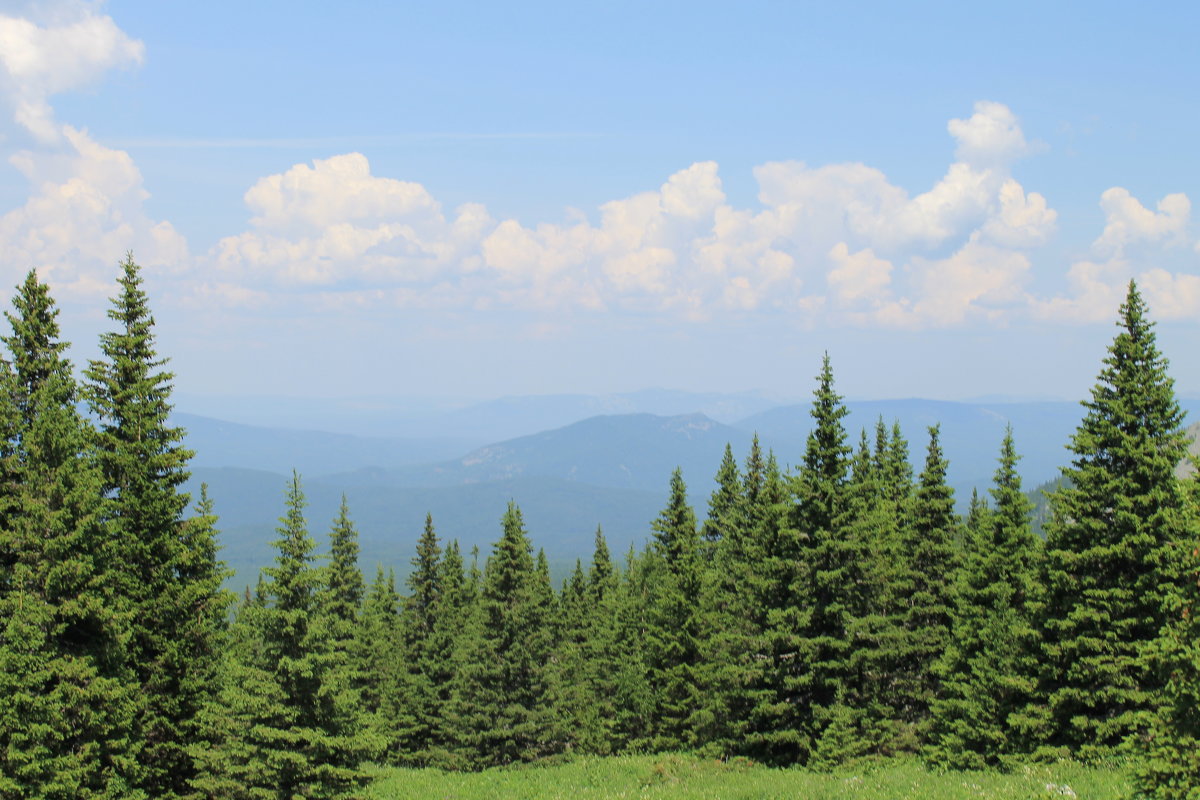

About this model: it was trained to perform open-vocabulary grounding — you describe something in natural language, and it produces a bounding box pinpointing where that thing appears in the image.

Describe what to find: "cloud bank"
[0,4,1197,329]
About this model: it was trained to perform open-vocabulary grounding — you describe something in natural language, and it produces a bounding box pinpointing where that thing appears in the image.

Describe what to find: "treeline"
[0,260,1198,799]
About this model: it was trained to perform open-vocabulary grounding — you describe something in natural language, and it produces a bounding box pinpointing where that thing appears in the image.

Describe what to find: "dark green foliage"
[580,528,622,753]
[610,543,658,751]
[743,449,809,765]
[837,430,902,757]
[884,426,959,748]
[84,254,232,798]
[1132,499,1200,799]
[1036,281,1193,761]
[355,566,405,763]
[701,443,742,555]
[415,539,473,766]
[192,473,369,798]
[396,513,442,759]
[0,270,140,799]
[693,443,755,755]
[788,354,873,764]
[446,502,563,768]
[325,496,364,634]
[644,467,703,751]
[928,429,1040,769]
[555,558,597,752]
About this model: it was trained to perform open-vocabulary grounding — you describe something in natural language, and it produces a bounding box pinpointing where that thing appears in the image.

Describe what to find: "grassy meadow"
[367,754,1130,800]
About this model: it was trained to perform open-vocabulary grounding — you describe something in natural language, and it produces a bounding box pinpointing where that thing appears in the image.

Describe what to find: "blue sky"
[1,1,1198,408]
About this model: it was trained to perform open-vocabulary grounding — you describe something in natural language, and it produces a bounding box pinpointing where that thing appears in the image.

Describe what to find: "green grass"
[366,753,1131,800]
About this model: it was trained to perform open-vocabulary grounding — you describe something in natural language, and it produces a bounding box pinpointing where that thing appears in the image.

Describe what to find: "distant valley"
[180,391,1200,589]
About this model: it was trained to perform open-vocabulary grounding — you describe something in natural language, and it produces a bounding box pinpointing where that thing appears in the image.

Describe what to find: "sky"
[1,0,1199,410]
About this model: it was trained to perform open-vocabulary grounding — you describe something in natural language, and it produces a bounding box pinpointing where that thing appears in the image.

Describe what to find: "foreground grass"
[367,753,1131,800]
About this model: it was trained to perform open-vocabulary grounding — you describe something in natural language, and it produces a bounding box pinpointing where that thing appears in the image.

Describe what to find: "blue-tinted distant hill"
[175,396,1200,590]
[337,413,778,492]
[176,389,784,441]
[187,467,665,592]
[178,412,477,476]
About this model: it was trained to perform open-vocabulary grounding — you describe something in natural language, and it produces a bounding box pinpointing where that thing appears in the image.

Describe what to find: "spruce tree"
[555,558,600,752]
[885,426,959,750]
[355,566,405,763]
[1035,281,1193,760]
[192,473,368,798]
[0,271,139,798]
[1132,476,1200,798]
[837,429,900,759]
[398,513,442,757]
[581,527,621,754]
[746,449,811,765]
[610,543,658,752]
[84,254,232,798]
[644,467,703,751]
[324,496,364,637]
[446,502,562,767]
[789,353,871,766]
[701,443,743,555]
[419,539,472,766]
[928,428,1040,768]
[694,444,757,755]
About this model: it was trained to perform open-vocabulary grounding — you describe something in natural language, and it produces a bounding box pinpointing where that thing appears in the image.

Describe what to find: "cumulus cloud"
[827,243,894,310]
[1035,187,1199,322]
[0,2,143,142]
[0,125,186,297]
[208,102,1064,325]
[213,153,490,290]
[1092,188,1189,256]
[948,100,1032,167]
[0,4,178,298]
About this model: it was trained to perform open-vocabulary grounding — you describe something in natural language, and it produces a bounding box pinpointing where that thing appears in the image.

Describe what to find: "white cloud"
[979,179,1057,248]
[0,125,186,297]
[214,153,490,289]
[208,103,1061,323]
[1035,187,1197,322]
[1092,187,1189,256]
[1137,268,1200,320]
[948,100,1031,167]
[827,243,893,309]
[0,2,143,142]
[0,4,173,299]
[904,238,1032,327]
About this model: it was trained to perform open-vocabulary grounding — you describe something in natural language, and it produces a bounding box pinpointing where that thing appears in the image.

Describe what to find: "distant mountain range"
[176,391,1200,589]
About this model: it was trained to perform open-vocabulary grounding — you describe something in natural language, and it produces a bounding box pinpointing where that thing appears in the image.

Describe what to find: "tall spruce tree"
[701,443,743,555]
[928,428,1040,768]
[838,430,901,759]
[355,566,405,764]
[398,513,442,757]
[0,271,139,798]
[446,502,562,768]
[745,448,811,765]
[555,558,600,753]
[324,496,364,636]
[85,254,230,798]
[1035,281,1193,760]
[581,527,622,754]
[644,467,703,751]
[694,443,760,755]
[192,473,368,798]
[418,539,472,766]
[610,542,658,752]
[884,426,959,750]
[789,353,872,767]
